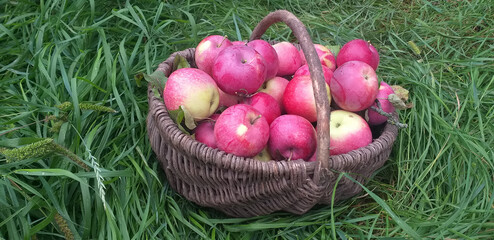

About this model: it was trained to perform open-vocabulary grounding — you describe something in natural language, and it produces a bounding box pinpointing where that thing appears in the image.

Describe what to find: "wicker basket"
[146,10,399,217]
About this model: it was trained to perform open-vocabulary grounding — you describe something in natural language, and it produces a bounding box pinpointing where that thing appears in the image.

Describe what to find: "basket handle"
[249,10,331,184]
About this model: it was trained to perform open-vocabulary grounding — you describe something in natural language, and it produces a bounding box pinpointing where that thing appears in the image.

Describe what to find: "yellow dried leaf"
[391,85,410,102]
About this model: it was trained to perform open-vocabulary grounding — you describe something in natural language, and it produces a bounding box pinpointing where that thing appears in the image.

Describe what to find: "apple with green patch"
[163,68,219,121]
[258,76,289,112]
[329,110,372,155]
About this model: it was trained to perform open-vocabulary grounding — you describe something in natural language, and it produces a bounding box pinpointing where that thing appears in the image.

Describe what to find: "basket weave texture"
[146,10,399,217]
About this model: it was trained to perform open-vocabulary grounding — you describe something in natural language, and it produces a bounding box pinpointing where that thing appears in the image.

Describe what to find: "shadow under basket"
[146,10,399,218]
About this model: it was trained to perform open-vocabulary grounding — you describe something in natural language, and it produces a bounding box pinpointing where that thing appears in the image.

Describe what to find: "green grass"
[1,0,493,239]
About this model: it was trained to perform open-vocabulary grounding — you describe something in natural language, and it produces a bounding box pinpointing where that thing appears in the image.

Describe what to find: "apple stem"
[287,150,293,161]
[371,100,408,129]
[250,115,262,125]
[218,35,228,47]
[235,89,253,98]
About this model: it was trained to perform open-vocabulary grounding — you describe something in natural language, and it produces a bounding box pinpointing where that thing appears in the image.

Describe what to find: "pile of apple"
[163,35,396,162]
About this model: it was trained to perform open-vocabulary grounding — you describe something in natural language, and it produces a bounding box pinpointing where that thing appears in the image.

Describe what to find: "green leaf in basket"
[167,106,196,134]
[172,54,191,71]
[168,108,185,132]
[180,106,197,130]
[325,45,341,57]
[143,70,168,98]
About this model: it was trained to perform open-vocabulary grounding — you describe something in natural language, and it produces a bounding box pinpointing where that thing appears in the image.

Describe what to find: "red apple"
[232,41,246,45]
[293,64,333,85]
[195,35,233,76]
[247,40,279,80]
[283,75,331,123]
[336,39,380,70]
[194,114,220,148]
[307,152,317,162]
[329,110,372,155]
[212,45,267,95]
[258,76,289,112]
[366,81,396,125]
[243,92,281,125]
[218,87,243,108]
[272,42,303,76]
[268,114,317,161]
[163,68,219,120]
[214,104,269,157]
[299,44,336,71]
[330,61,379,112]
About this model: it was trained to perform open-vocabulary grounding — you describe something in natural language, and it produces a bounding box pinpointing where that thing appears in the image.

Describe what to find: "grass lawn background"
[1,0,493,239]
